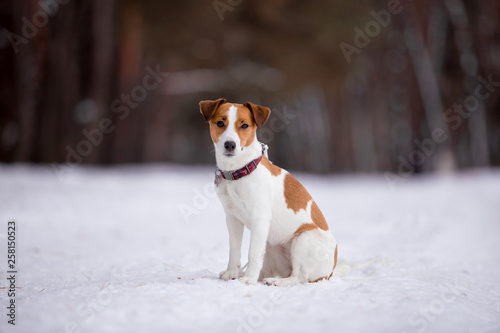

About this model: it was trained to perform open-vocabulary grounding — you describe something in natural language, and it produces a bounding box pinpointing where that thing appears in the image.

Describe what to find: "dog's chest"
[216,181,254,226]
[215,170,273,227]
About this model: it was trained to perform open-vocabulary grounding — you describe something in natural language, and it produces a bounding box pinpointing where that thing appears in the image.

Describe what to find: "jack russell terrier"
[200,98,337,286]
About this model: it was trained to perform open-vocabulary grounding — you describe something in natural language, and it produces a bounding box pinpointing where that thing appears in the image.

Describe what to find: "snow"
[0,163,499,333]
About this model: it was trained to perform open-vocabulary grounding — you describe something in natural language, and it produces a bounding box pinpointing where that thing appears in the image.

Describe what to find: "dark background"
[1,0,499,174]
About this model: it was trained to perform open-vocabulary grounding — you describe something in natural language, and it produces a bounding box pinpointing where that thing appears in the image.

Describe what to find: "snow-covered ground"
[0,163,499,333]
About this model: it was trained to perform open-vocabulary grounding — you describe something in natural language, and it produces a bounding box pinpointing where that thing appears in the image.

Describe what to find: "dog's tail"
[330,245,350,278]
[333,262,351,277]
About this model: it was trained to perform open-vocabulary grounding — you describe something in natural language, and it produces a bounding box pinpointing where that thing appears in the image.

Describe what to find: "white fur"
[213,106,337,286]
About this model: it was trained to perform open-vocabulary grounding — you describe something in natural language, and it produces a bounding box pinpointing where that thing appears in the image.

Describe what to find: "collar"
[216,155,262,182]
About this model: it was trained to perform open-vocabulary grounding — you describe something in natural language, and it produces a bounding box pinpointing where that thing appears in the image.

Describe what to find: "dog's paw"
[239,276,257,285]
[219,269,240,281]
[263,277,301,287]
[263,278,278,286]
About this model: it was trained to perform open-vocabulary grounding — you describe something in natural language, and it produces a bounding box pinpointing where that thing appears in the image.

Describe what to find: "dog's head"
[199,99,270,161]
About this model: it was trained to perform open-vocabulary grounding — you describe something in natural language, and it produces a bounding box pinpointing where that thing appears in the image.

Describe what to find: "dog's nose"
[224,141,236,152]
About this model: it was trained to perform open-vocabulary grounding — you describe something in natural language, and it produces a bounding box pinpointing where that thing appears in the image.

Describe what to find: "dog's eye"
[216,121,225,128]
[241,124,249,129]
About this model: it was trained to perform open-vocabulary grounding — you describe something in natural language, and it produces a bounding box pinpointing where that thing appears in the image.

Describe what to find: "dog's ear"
[244,102,271,128]
[199,98,226,121]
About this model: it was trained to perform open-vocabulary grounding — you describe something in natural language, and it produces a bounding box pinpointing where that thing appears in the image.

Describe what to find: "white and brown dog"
[200,98,337,286]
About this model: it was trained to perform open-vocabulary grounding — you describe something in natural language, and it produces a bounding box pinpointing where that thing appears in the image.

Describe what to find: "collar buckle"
[224,171,235,180]
[217,154,263,182]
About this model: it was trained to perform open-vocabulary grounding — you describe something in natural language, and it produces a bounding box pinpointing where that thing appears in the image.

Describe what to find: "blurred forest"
[1,0,499,174]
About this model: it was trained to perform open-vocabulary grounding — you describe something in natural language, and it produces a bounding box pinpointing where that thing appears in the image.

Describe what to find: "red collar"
[216,155,262,182]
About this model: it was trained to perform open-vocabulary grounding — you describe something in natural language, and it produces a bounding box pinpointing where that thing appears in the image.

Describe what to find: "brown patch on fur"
[199,98,226,121]
[284,173,312,213]
[293,223,318,235]
[235,105,256,147]
[311,201,329,231]
[310,275,330,283]
[243,102,271,128]
[333,244,338,271]
[261,156,282,176]
[207,104,231,144]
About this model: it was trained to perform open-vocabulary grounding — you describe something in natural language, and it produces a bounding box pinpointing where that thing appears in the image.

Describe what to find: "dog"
[200,98,337,286]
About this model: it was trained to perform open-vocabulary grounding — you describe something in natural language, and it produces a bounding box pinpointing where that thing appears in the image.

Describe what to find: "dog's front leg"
[220,215,244,280]
[239,217,270,285]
